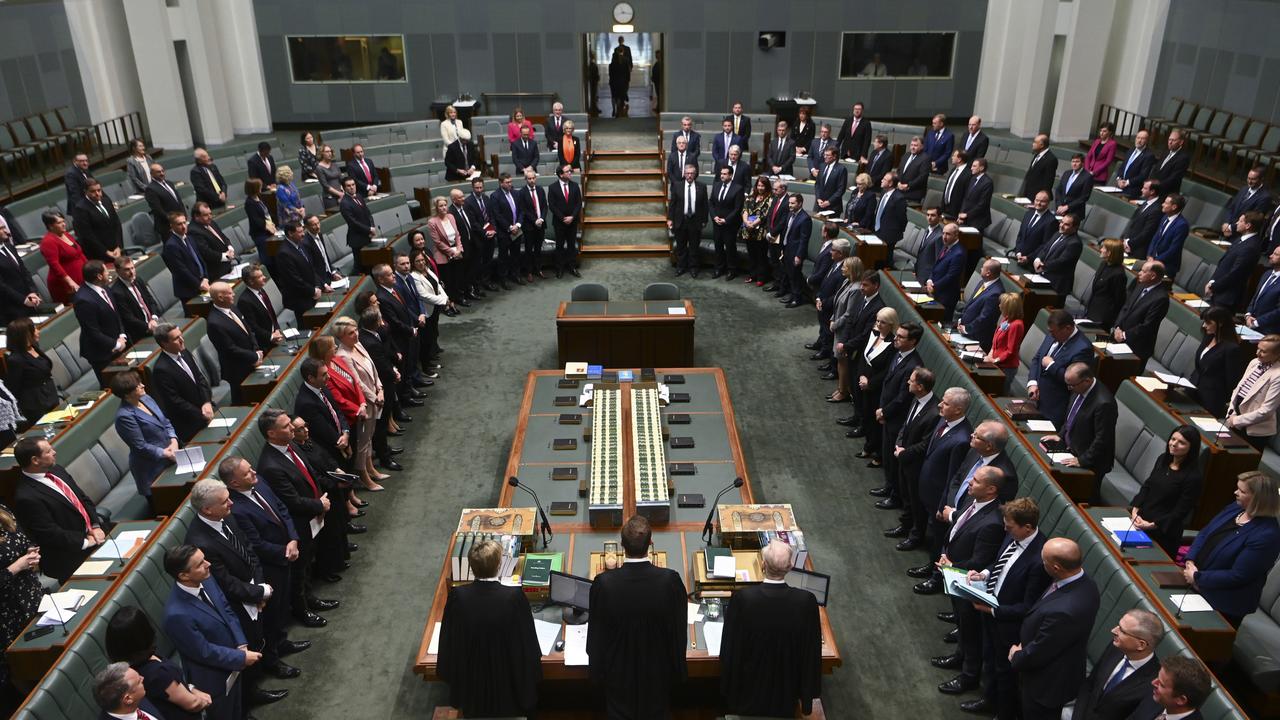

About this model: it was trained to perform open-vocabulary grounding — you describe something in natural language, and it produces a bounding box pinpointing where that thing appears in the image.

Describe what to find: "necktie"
[1122,149,1138,177]
[1102,658,1133,695]
[1254,271,1280,310]
[950,502,978,538]
[686,182,694,216]
[207,166,221,194]
[945,168,960,202]
[1234,362,1273,409]
[875,192,889,231]
[224,308,249,335]
[97,287,115,311]
[311,235,333,272]
[197,586,217,610]
[823,163,832,183]
[1066,171,1077,194]
[1064,393,1084,437]
[258,290,279,330]
[0,243,15,266]
[906,398,922,425]
[360,159,372,182]
[1040,581,1059,600]
[285,445,320,497]
[391,287,405,305]
[97,202,108,217]
[935,420,947,439]
[954,459,983,507]
[1161,151,1174,169]
[562,182,569,201]
[903,154,914,171]
[719,184,728,203]
[130,283,151,317]
[138,709,152,720]
[505,191,516,220]
[987,539,1020,592]
[966,134,974,150]
[532,187,540,217]
[1029,212,1040,228]
[678,152,685,170]
[174,352,195,382]
[222,521,256,573]
[251,489,284,526]
[45,473,92,530]
[184,237,206,276]
[163,182,177,201]
[734,116,740,134]
[319,388,340,430]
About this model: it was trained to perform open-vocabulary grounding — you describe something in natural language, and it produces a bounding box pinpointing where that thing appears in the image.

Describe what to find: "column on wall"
[63,0,144,125]
[1050,0,1119,142]
[121,0,192,149]
[1007,0,1058,138]
[168,0,237,145]
[209,0,272,134]
[973,0,1019,129]
[1095,0,1170,119]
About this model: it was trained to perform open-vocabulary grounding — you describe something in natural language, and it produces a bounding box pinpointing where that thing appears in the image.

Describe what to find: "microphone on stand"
[214,403,233,437]
[508,476,553,548]
[702,477,745,544]
[105,533,128,568]
[283,319,300,355]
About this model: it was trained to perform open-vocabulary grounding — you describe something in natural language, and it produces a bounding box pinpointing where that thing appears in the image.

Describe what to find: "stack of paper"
[1097,186,1122,193]
[175,446,206,475]
[908,293,935,305]
[1238,325,1264,341]
[1153,371,1196,389]
[1189,416,1229,434]
[1047,452,1076,465]
[856,234,885,245]
[1023,273,1050,284]
[702,621,725,657]
[1133,376,1169,393]
[1104,343,1134,356]
[533,618,561,656]
[91,530,152,560]
[1168,594,1215,612]
[900,279,923,289]
[330,277,351,290]
[667,307,687,315]
[1025,420,1056,432]
[563,624,590,665]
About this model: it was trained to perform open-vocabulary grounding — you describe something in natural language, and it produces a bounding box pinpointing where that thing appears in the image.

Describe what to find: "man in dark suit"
[1026,310,1094,424]
[247,142,276,191]
[548,164,583,278]
[0,222,39,324]
[832,272,884,386]
[765,121,796,176]
[1125,656,1212,720]
[1020,134,1058,201]
[289,415,356,583]
[345,144,379,196]
[587,515,687,719]
[875,171,909,265]
[12,437,107,582]
[727,102,751,145]
[64,154,91,211]
[1246,245,1280,334]
[1122,179,1165,258]
[1113,129,1155,199]
[813,146,847,217]
[72,260,128,386]
[71,180,123,262]
[720,540,822,717]
[373,263,418,397]
[255,409,336,627]
[779,193,813,307]
[191,148,229,210]
[187,479,296,703]
[189,201,237,279]
[0,203,26,244]
[109,254,161,344]
[1070,609,1164,720]
[897,136,930,202]
[957,259,1005,351]
[939,150,971,219]
[905,387,973,582]
[711,118,743,171]
[914,208,945,282]
[926,223,966,322]
[883,366,937,529]
[207,281,262,405]
[144,163,187,239]
[807,124,838,178]
[1033,214,1084,296]
[272,222,321,323]
[1054,154,1095,220]
[1012,191,1055,266]
[160,211,209,302]
[866,135,893,189]
[761,180,791,291]
[1150,129,1190,195]
[1112,260,1171,369]
[545,102,567,151]
[162,545,260,720]
[463,178,497,292]
[1009,538,1100,719]
[721,145,751,192]
[669,116,702,161]
[962,160,998,234]
[301,214,340,287]
[1220,167,1274,240]
[444,137,480,181]
[445,190,480,299]
[511,124,540,174]
[1147,193,1190,277]
[91,663,170,720]
[810,232,848,357]
[1039,362,1117,499]
[666,134,696,185]
[1207,211,1267,311]
[837,102,872,163]
[709,165,744,279]
[924,114,956,173]
[357,308,405,459]
[339,178,377,272]
[151,322,214,443]
[237,263,284,350]
[668,163,708,278]
[516,168,549,280]
[295,358,351,469]
[960,116,989,159]
[489,173,523,286]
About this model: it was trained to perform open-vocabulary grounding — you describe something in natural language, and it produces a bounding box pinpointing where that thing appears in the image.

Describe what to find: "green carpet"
[254,257,972,719]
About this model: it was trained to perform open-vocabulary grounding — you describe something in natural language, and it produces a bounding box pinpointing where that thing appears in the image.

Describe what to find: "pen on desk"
[71,594,86,612]
[689,624,696,649]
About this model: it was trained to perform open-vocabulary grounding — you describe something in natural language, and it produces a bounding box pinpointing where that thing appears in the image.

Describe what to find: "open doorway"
[584,33,663,118]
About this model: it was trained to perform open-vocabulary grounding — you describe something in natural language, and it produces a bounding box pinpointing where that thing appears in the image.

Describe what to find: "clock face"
[614,2,634,22]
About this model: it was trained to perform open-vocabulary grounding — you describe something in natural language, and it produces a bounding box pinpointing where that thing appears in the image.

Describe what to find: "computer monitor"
[785,567,830,607]
[549,570,592,610]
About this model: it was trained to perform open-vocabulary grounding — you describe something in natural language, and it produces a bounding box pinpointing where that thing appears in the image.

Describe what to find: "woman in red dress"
[39,210,86,304]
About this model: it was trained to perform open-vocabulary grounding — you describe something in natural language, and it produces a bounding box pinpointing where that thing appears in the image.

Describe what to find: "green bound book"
[704,547,732,575]
[521,552,563,587]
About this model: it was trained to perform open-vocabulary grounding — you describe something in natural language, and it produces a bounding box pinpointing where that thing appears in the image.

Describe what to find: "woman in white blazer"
[1225,335,1280,450]
[332,317,386,485]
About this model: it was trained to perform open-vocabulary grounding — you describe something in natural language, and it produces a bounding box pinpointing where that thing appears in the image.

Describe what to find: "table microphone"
[41,588,71,637]
[213,403,233,437]
[282,320,300,355]
[702,477,744,544]
[105,533,128,567]
[508,476,553,548]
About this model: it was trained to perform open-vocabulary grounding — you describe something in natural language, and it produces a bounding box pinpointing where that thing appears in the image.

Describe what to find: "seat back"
[642,283,679,301]
[570,283,609,301]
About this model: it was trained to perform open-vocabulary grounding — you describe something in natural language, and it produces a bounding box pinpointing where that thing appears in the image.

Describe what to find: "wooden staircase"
[580,133,671,258]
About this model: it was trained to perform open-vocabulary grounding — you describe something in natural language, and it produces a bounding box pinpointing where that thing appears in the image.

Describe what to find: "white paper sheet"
[1025,420,1056,432]
[38,589,97,614]
[563,624,590,665]
[175,446,206,475]
[1023,273,1050,284]
[1184,299,1209,309]
[1097,186,1122,193]
[1168,594,1215,612]
[948,333,978,346]
[36,608,77,626]
[91,530,151,559]
[427,622,442,653]
[1154,371,1196,389]
[908,293,935,304]
[75,560,115,576]
[281,327,300,339]
[1104,343,1134,355]
[1190,416,1229,433]
[667,307,687,315]
[209,417,235,428]
[1238,324,1263,341]
[702,621,724,657]
[900,280,922,289]
[1047,452,1076,464]
[533,618,561,656]
[712,555,736,579]
[314,301,336,309]
[126,351,152,360]
[857,234,885,245]
[309,516,324,539]
[1100,517,1137,532]
[1134,377,1169,393]
[330,277,351,290]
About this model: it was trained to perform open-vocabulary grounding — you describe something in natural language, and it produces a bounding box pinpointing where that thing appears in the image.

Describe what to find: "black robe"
[720,582,822,717]
[437,580,541,717]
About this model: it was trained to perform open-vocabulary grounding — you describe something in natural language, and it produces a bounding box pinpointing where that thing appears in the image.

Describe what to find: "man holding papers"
[1110,260,1171,371]
[12,437,107,582]
[1038,363,1116,502]
[720,540,822,717]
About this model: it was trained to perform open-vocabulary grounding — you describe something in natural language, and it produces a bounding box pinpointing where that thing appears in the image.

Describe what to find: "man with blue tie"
[1054,154,1094,220]
[1039,362,1116,500]
[813,147,847,217]
[1012,192,1054,267]
[163,544,262,720]
[1206,211,1267,311]
[957,259,1004,351]
[1033,214,1083,296]
[875,171,908,267]
[1069,609,1165,720]
[160,211,209,302]
[808,125,837,179]
[1113,130,1155,199]
[926,223,965,322]
[1147,193,1190,278]
[711,119,742,171]
[1219,166,1274,239]
[489,173,523,287]
[273,222,321,323]
[1026,310,1094,426]
[780,193,813,307]
[924,114,955,174]
[1246,245,1280,333]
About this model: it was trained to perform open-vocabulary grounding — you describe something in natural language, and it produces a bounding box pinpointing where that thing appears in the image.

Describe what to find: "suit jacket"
[666,150,696,184]
[256,443,327,541]
[13,467,102,581]
[942,499,1004,571]
[1190,337,1245,418]
[206,307,259,387]
[0,241,37,324]
[914,225,944,282]
[229,482,297,575]
[1209,233,1264,311]
[894,394,941,480]
[1038,232,1084,296]
[547,178,583,229]
[959,173,994,231]
[959,280,1003,351]
[1225,357,1280,436]
[813,162,847,216]
[151,350,213,444]
[917,419,974,512]
[1150,150,1190,194]
[245,196,272,244]
[359,327,397,391]
[1224,187,1274,225]
[189,221,236,279]
[960,131,989,159]
[807,136,838,175]
[940,165,971,218]
[144,179,186,238]
[765,135,796,175]
[339,194,375,252]
[295,384,349,456]
[1014,209,1055,258]
[1249,268,1280,332]
[845,190,876,229]
[781,210,812,260]
[1028,330,1095,426]
[247,153,275,188]
[185,515,266,638]
[837,115,872,161]
[0,206,26,244]
[4,348,58,421]
[1186,504,1280,619]
[1114,285,1170,364]
[545,114,569,150]
[1021,151,1059,201]
[375,284,415,354]
[839,293,884,346]
[720,582,822,717]
[346,157,380,196]
[937,451,1020,508]
[1054,169,1094,220]
[874,189,909,245]
[865,148,893,188]
[1147,214,1190,277]
[114,396,177,495]
[929,244,965,314]
[488,188,521,241]
[109,276,161,344]
[1122,198,1163,258]
[1010,574,1101,709]
[986,532,1051,644]
[64,166,90,211]
[1086,265,1130,329]
[272,240,319,315]
[1114,148,1155,199]
[160,233,208,302]
[516,184,550,232]
[444,140,478,180]
[728,114,751,145]
[1073,646,1162,720]
[162,576,247,712]
[711,132,744,168]
[897,153,930,202]
[510,137,540,173]
[71,284,123,368]
[924,128,955,172]
[879,351,923,423]
[70,196,123,261]
[669,129,702,159]
[668,180,709,230]
[709,181,744,230]
[191,163,228,209]
[236,287,279,350]
[1063,383,1118,476]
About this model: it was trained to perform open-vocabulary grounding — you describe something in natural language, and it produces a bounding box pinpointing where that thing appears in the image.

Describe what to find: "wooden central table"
[556,300,696,368]
[412,368,842,709]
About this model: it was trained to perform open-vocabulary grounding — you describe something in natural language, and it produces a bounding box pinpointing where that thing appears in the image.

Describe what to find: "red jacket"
[989,318,1026,368]
[325,355,366,424]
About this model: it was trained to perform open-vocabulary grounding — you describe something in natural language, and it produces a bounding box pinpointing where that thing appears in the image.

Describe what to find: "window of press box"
[838,32,957,79]
[287,35,407,83]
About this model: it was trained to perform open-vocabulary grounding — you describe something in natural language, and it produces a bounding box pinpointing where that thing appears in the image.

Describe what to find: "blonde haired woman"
[310,333,383,493]
[441,105,472,145]
[557,120,582,172]
[827,256,866,402]
[331,317,389,489]
[274,165,305,225]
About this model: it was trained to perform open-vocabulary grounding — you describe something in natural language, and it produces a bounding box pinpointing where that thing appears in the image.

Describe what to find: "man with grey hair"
[186,478,296,704]
[956,258,1004,351]
[191,147,229,209]
[811,228,850,362]
[206,280,262,405]
[1069,608,1164,719]
[937,421,1019,531]
[905,386,973,585]
[149,321,214,444]
[720,540,822,717]
[669,115,701,160]
[93,661,165,719]
[1039,361,1116,501]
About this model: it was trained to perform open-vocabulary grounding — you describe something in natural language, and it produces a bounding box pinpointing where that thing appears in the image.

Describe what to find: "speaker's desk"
[556,300,695,367]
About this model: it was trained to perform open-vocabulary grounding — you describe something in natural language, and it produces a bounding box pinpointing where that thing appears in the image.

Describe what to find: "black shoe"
[389,447,405,455]
[938,675,978,694]
[422,370,440,379]
[674,268,687,276]
[944,627,959,643]
[726,272,737,281]
[514,276,527,285]
[786,300,804,308]
[320,573,342,584]
[249,688,289,706]
[875,498,902,509]
[555,269,564,278]
[807,351,825,359]
[570,268,582,278]
[816,362,834,372]
[350,508,366,518]
[387,428,405,436]
[764,284,778,292]
[937,611,957,623]
[293,611,327,628]
[959,698,993,714]
[484,282,498,291]
[443,307,460,317]
[412,379,433,389]
[347,542,359,552]
[278,639,311,656]
[907,564,934,579]
[339,561,351,569]
[271,662,301,679]
[913,578,943,595]
[804,342,821,350]
[403,397,424,407]
[394,412,413,422]
[846,426,865,437]
[711,271,722,279]
[346,522,367,534]
[820,371,837,380]
[690,271,700,279]
[353,499,370,508]
[308,598,340,611]
[472,289,486,298]
[930,653,961,670]
[836,416,857,427]
[884,525,909,538]
[408,390,428,399]
[380,459,403,472]
[456,298,472,307]
[844,430,863,439]
[868,487,891,497]
[895,538,922,551]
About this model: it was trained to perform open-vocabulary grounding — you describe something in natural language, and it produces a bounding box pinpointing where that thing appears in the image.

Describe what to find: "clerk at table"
[1182,471,1280,625]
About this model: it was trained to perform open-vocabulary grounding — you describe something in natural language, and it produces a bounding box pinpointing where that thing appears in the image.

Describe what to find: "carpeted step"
[584,199,666,218]
[587,176,665,193]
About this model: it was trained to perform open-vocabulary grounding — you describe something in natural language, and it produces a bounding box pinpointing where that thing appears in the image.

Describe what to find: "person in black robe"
[720,540,822,717]
[588,515,687,719]
[608,37,633,117]
[437,538,541,717]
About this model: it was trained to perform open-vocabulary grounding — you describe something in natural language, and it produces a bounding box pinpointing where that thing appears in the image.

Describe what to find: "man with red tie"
[13,437,108,582]
[344,144,380,197]
[73,260,129,387]
[255,409,337,628]
[548,164,583,278]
